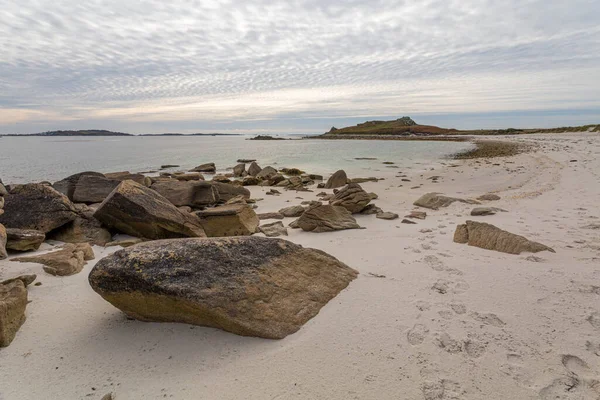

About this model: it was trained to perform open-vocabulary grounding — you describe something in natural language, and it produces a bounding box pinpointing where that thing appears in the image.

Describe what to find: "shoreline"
[1,131,599,399]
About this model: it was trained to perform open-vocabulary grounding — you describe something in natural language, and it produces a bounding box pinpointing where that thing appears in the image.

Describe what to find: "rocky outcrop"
[94,180,206,239]
[190,163,216,173]
[88,237,358,339]
[53,171,105,200]
[0,183,77,233]
[150,180,218,207]
[329,183,372,213]
[71,175,121,204]
[296,205,361,232]
[247,162,262,177]
[211,182,250,202]
[256,166,278,180]
[324,170,348,189]
[453,220,555,255]
[414,193,479,210]
[5,229,45,251]
[13,243,95,276]
[279,205,306,218]
[195,204,259,237]
[258,221,288,237]
[0,279,28,347]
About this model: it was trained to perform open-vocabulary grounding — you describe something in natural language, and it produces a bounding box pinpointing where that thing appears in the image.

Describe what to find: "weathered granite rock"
[225,195,248,205]
[6,228,45,251]
[360,204,383,215]
[453,220,555,255]
[324,170,348,189]
[52,171,105,200]
[296,205,361,232]
[71,175,122,204]
[94,180,206,239]
[0,183,77,233]
[258,221,288,237]
[195,204,259,237]
[477,194,501,201]
[191,163,216,173]
[0,280,28,347]
[247,162,262,177]
[12,243,95,276]
[88,237,358,339]
[258,212,285,220]
[211,182,251,202]
[47,209,111,246]
[279,205,306,218]
[105,238,144,248]
[329,183,372,213]
[0,224,6,260]
[376,212,399,220]
[414,193,479,210]
[233,164,246,177]
[151,180,218,207]
[256,166,278,180]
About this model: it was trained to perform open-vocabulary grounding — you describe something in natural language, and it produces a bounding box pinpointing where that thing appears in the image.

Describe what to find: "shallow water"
[0,136,473,184]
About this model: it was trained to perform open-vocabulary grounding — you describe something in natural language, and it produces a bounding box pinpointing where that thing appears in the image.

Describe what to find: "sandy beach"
[1,132,599,399]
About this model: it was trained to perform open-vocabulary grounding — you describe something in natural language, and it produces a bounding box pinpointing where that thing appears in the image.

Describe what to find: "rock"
[258,221,288,237]
[105,238,144,248]
[0,181,8,197]
[53,171,105,200]
[470,207,506,216]
[237,159,256,163]
[0,274,37,287]
[151,180,218,207]
[279,205,306,218]
[477,193,501,201]
[160,164,180,169]
[104,171,149,186]
[0,224,6,260]
[195,204,259,237]
[0,183,77,233]
[210,182,251,202]
[328,183,372,213]
[225,195,248,205]
[280,168,304,176]
[405,210,427,220]
[0,280,28,347]
[350,177,380,183]
[88,237,358,339]
[401,219,417,224]
[413,193,480,210]
[178,206,192,213]
[190,163,216,173]
[376,212,399,220]
[258,212,285,220]
[247,162,262,177]
[242,176,260,186]
[12,243,95,276]
[453,221,555,255]
[47,210,112,246]
[256,166,278,180]
[361,204,383,215]
[296,205,361,232]
[308,174,323,181]
[324,170,348,189]
[266,189,281,196]
[70,175,122,203]
[174,173,204,181]
[233,163,246,177]
[5,228,45,251]
[268,174,286,186]
[94,180,206,239]
[212,174,231,183]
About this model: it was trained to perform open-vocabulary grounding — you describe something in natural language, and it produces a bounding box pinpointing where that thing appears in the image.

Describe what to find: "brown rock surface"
[6,228,46,251]
[0,280,28,347]
[329,183,372,213]
[414,193,480,210]
[151,180,218,207]
[296,205,361,232]
[195,204,259,237]
[12,243,95,276]
[324,170,348,189]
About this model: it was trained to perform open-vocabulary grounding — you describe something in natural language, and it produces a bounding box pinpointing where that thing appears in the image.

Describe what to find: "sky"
[1,0,599,134]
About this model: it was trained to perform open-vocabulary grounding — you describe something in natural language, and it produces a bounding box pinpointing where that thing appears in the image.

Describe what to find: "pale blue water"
[0,136,474,184]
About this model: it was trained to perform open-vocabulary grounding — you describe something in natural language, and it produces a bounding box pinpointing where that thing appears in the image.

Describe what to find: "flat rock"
[414,192,480,210]
[296,205,361,232]
[174,173,204,181]
[376,212,399,220]
[279,205,306,218]
[453,220,555,255]
[258,221,288,237]
[53,172,105,200]
[195,204,259,237]
[477,193,501,201]
[72,175,121,203]
[470,207,506,216]
[13,243,95,276]
[0,183,77,233]
[88,237,358,339]
[151,180,218,207]
[329,183,372,213]
[258,212,285,220]
[0,280,28,347]
[211,182,250,202]
[405,210,427,220]
[324,170,348,189]
[94,180,206,239]
[401,219,417,224]
[6,228,46,251]
[190,163,216,173]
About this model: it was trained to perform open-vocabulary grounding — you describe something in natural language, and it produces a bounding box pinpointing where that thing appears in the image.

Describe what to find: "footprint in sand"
[431,279,470,295]
[407,324,429,345]
[415,300,431,311]
[421,379,464,400]
[538,355,600,399]
[585,341,600,356]
[587,312,600,329]
[449,303,467,315]
[470,312,506,327]
[499,354,535,389]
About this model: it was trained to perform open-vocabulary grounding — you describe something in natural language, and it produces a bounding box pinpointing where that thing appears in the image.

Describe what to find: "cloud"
[0,0,599,133]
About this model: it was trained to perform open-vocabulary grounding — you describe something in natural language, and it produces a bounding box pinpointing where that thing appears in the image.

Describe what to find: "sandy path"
[0,132,599,399]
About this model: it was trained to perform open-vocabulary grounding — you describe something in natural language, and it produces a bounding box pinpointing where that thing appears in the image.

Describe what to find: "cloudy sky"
[1,0,599,134]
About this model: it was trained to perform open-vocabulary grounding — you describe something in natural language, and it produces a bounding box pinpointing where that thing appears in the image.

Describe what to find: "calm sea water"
[0,136,474,184]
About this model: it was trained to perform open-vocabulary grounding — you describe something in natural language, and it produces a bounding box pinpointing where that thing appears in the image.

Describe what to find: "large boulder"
[247,162,262,177]
[47,209,111,246]
[12,243,95,276]
[453,221,555,255]
[52,171,105,200]
[324,170,348,189]
[190,163,216,173]
[88,237,358,339]
[256,166,278,180]
[195,204,259,237]
[93,180,206,239]
[150,180,218,207]
[0,224,6,260]
[6,228,45,252]
[414,193,479,210]
[0,280,28,347]
[0,183,77,233]
[328,183,371,213]
[72,175,121,204]
[233,164,246,177]
[210,182,250,202]
[296,205,361,232]
[104,172,150,187]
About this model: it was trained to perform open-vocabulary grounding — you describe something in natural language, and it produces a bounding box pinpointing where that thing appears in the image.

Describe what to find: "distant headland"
[0,130,239,137]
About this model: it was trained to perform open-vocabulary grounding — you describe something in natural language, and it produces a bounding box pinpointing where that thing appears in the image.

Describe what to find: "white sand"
[1,132,599,399]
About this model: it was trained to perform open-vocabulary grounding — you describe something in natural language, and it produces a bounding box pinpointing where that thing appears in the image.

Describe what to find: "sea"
[0,135,474,184]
